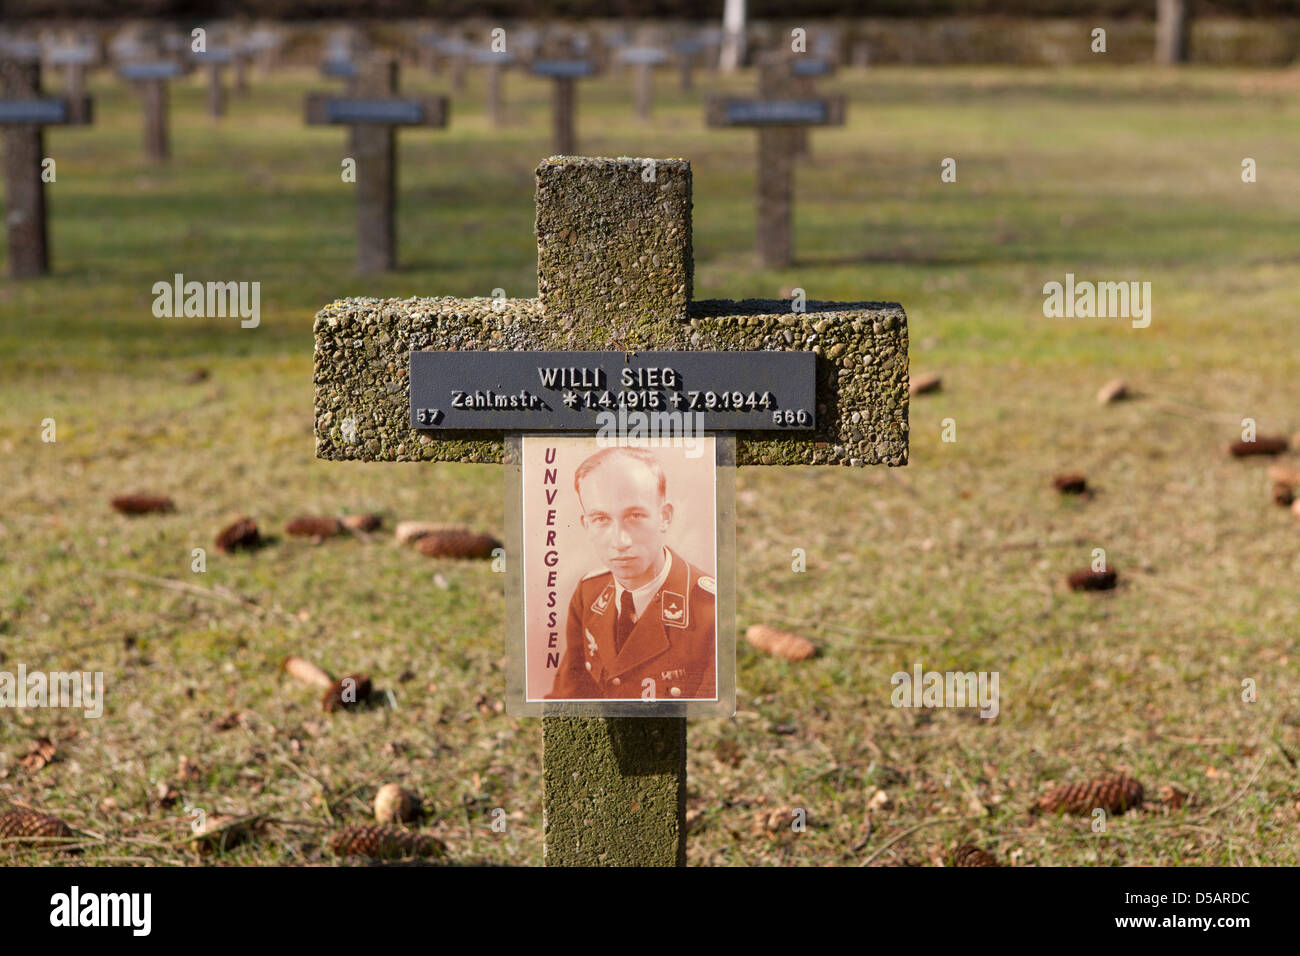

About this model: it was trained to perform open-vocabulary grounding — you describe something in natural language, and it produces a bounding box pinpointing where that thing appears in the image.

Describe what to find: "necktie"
[614,590,636,656]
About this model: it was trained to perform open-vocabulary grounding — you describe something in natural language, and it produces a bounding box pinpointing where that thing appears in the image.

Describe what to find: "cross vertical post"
[354,57,396,276]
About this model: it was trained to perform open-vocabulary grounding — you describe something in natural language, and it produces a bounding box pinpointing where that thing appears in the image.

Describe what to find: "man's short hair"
[574,447,667,507]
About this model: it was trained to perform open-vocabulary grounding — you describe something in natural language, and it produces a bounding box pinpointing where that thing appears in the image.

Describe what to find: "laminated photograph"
[508,433,735,716]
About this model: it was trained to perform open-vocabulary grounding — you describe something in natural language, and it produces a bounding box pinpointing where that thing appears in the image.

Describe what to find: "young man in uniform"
[547,446,717,701]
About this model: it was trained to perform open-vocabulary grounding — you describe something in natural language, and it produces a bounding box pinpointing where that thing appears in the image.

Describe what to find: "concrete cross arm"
[314,293,906,468]
[313,156,908,468]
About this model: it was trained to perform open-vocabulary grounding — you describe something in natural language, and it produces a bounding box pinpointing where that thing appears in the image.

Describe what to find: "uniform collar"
[613,548,672,621]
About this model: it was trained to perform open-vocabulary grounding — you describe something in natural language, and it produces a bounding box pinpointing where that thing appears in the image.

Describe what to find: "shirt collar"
[614,548,672,620]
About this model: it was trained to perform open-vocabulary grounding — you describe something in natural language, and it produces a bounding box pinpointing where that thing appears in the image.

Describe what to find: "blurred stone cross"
[192,47,233,119]
[706,52,845,267]
[118,59,187,162]
[472,48,513,128]
[314,156,907,864]
[46,42,98,110]
[531,59,595,156]
[618,47,668,121]
[320,55,358,94]
[1,53,94,278]
[305,55,449,275]
[783,54,835,160]
[672,36,706,93]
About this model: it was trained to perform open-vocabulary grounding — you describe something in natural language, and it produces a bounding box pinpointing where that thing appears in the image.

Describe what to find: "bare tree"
[719,0,746,72]
[1155,0,1190,65]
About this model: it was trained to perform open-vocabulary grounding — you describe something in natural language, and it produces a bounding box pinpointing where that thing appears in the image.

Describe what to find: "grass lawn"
[2,61,1298,865]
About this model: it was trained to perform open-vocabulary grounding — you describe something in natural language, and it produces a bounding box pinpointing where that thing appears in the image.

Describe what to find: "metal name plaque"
[324,99,425,124]
[194,49,234,64]
[532,60,595,78]
[120,62,183,80]
[723,100,829,125]
[791,58,833,76]
[48,48,97,65]
[0,100,69,124]
[621,48,668,65]
[410,350,816,431]
[320,59,357,77]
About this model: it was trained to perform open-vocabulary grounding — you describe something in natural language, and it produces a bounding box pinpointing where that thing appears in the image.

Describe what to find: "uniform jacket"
[547,547,717,701]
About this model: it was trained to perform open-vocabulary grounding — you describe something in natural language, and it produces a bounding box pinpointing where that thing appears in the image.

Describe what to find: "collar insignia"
[661,589,687,627]
[590,584,614,615]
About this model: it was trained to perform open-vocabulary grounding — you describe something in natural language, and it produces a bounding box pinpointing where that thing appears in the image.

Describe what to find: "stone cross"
[619,47,668,121]
[673,37,706,93]
[305,56,449,275]
[193,48,233,119]
[706,55,845,268]
[1,57,93,278]
[319,56,358,95]
[777,55,835,160]
[46,44,97,115]
[439,38,471,93]
[312,156,908,865]
[472,49,512,128]
[118,60,186,162]
[531,60,595,157]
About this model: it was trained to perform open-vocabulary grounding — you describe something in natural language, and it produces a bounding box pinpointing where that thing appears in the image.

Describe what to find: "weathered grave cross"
[305,56,449,275]
[473,48,513,128]
[706,53,845,268]
[46,43,97,113]
[1,57,93,278]
[313,156,908,865]
[118,60,186,163]
[531,59,595,156]
[619,47,668,121]
[192,47,233,119]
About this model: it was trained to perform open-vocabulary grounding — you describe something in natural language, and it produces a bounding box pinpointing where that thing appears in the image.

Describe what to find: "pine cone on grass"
[0,808,75,849]
[111,494,175,515]
[909,373,942,396]
[342,513,382,532]
[329,825,445,860]
[285,516,344,538]
[950,843,999,867]
[415,530,500,560]
[1038,776,1144,816]
[1066,568,1118,591]
[216,517,261,553]
[190,815,266,857]
[745,625,817,662]
[1227,437,1288,458]
[322,673,373,713]
[1052,474,1088,495]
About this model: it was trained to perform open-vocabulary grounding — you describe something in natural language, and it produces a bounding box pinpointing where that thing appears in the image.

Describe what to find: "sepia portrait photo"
[519,435,719,704]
